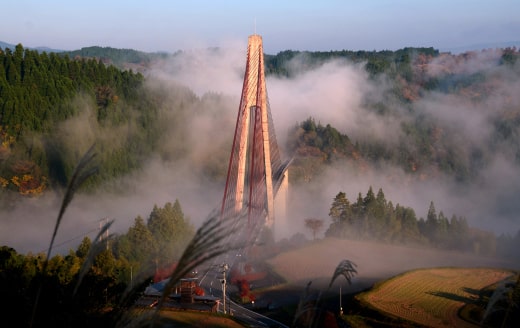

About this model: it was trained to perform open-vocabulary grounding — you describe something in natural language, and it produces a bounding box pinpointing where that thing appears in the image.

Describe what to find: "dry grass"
[357,267,513,328]
[155,310,246,328]
[123,309,247,328]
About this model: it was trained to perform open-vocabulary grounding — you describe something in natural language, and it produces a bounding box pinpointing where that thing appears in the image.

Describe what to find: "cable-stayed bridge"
[220,34,290,243]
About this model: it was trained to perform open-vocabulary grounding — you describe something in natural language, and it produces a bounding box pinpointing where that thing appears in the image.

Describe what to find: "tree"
[435,211,449,246]
[116,216,156,273]
[425,201,438,242]
[305,218,324,240]
[363,186,375,205]
[329,191,350,224]
[327,191,353,237]
[76,236,91,259]
[147,200,195,267]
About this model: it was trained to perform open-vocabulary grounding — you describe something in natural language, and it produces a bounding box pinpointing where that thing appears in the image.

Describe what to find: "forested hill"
[265,47,440,77]
[1,43,520,200]
[63,46,169,71]
[284,47,520,184]
[0,44,160,198]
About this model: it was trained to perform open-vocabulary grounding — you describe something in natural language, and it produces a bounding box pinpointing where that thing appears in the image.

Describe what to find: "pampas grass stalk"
[73,219,114,296]
[30,144,98,327]
[119,209,248,327]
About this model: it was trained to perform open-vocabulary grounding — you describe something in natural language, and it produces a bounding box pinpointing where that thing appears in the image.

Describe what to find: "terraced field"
[357,268,514,328]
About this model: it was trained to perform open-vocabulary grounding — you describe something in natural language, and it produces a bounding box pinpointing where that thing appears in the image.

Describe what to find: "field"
[130,239,517,327]
[267,238,516,288]
[262,238,518,326]
[356,268,514,327]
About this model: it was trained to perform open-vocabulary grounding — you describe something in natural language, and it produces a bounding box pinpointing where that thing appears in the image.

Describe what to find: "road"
[228,299,288,328]
[198,261,288,328]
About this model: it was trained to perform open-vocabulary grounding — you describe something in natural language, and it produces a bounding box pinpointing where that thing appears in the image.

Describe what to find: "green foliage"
[0,44,155,194]
[500,47,518,66]
[147,200,195,268]
[0,196,200,326]
[265,47,439,79]
[324,186,490,253]
[63,46,168,69]
[287,117,358,182]
[75,236,91,258]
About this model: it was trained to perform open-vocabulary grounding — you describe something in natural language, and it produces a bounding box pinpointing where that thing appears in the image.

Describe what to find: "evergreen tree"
[326,191,352,237]
[116,216,156,273]
[398,206,421,243]
[76,236,91,259]
[436,211,450,247]
[147,200,194,268]
[328,191,350,223]
[425,201,438,242]
[370,187,387,238]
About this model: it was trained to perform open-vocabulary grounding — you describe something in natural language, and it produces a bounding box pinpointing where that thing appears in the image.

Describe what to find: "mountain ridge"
[2,39,519,56]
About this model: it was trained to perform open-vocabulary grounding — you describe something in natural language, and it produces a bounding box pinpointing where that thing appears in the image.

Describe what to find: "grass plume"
[73,219,114,297]
[119,208,247,327]
[30,144,98,327]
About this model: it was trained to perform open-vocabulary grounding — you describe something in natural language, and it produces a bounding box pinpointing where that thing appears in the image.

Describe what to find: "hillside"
[255,238,518,326]
[63,46,169,71]
[2,43,519,193]
[267,238,517,287]
[355,267,516,327]
[1,42,520,250]
[2,39,520,328]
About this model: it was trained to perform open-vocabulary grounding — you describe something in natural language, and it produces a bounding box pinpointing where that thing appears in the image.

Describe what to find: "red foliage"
[236,279,256,302]
[322,310,339,328]
[153,262,177,282]
[194,286,205,296]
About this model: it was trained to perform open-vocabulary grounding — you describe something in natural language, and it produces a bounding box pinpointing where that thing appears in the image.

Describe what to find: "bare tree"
[304,218,324,240]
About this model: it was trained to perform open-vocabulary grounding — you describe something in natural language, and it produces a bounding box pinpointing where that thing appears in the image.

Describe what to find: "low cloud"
[2,41,519,255]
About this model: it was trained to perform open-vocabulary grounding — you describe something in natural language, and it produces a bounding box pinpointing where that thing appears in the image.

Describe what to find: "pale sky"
[2,0,520,54]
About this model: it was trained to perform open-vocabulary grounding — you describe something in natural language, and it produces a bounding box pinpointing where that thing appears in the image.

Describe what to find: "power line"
[38,227,99,254]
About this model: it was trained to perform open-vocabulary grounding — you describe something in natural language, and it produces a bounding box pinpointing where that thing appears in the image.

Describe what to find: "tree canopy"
[325,186,495,255]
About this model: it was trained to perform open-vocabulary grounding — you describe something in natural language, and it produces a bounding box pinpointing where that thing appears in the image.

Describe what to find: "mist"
[268,50,520,240]
[1,41,519,256]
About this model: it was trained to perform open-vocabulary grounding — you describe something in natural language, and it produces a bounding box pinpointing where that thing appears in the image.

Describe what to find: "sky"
[2,0,519,54]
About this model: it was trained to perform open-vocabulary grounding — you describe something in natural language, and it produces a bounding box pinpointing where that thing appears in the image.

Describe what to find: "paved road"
[228,299,288,328]
[199,263,288,328]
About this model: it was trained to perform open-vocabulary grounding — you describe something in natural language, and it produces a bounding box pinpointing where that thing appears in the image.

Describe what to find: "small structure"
[139,277,220,312]
[180,278,197,303]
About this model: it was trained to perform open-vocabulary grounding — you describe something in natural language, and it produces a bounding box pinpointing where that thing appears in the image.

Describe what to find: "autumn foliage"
[236,279,256,303]
[0,127,47,196]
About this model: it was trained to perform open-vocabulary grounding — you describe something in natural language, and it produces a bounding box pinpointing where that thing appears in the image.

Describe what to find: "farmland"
[356,267,514,327]
[267,238,516,287]
[261,238,518,326]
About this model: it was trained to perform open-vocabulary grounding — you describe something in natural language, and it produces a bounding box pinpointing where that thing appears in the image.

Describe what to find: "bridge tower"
[220,34,289,236]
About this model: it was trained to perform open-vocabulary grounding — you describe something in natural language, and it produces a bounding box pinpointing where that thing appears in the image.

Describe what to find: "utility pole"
[221,263,228,314]
[98,218,109,250]
[339,285,343,316]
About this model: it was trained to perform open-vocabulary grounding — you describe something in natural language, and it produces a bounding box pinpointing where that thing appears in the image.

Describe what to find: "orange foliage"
[0,126,15,149]
[0,128,47,196]
[10,174,47,196]
[237,279,256,303]
[0,126,15,160]
[194,286,205,296]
